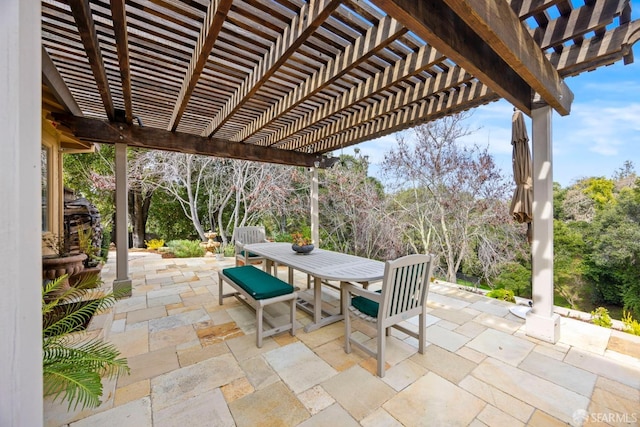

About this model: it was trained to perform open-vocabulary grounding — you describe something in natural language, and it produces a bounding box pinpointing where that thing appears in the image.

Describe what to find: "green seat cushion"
[240,250,261,258]
[351,290,382,318]
[223,266,293,300]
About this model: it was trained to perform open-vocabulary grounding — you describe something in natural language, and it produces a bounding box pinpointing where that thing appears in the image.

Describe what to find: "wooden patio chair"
[342,254,434,377]
[234,226,269,269]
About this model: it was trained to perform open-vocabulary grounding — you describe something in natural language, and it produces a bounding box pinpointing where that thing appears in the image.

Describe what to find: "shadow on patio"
[45,251,640,427]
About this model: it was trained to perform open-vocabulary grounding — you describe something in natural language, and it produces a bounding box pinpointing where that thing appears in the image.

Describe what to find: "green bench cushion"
[351,290,382,318]
[240,250,261,258]
[223,265,293,300]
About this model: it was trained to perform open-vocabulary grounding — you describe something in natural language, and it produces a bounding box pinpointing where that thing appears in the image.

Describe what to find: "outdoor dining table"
[243,242,385,332]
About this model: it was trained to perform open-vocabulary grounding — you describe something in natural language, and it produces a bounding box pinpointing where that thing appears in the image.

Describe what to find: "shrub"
[622,311,640,336]
[145,238,165,250]
[591,307,612,328]
[166,240,205,258]
[486,288,516,303]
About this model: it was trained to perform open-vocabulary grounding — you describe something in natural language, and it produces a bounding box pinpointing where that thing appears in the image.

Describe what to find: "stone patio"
[44,251,640,427]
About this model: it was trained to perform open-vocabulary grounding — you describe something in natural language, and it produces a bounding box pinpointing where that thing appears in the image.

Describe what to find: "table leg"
[313,275,322,325]
[288,267,294,285]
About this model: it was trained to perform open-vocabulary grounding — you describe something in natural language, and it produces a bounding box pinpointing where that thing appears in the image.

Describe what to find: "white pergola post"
[526,105,561,343]
[114,143,132,296]
[0,0,43,425]
[311,167,319,245]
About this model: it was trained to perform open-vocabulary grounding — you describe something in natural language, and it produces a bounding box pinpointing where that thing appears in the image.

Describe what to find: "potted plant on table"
[291,232,314,254]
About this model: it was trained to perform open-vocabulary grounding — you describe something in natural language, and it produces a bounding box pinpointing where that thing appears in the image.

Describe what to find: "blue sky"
[344,6,640,188]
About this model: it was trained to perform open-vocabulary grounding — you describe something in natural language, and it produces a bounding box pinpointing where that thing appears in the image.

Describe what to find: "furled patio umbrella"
[509,108,533,234]
[509,108,533,318]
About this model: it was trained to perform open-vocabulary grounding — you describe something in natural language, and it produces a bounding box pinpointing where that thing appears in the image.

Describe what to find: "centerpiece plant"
[43,274,129,410]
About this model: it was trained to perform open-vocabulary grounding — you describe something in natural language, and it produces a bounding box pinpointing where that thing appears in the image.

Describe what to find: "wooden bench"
[218,265,297,347]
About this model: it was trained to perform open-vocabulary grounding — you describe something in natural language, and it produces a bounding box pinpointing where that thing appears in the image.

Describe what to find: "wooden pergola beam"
[110,0,133,124]
[54,115,320,167]
[442,0,573,115]
[68,0,115,121]
[201,0,343,137]
[168,0,233,131]
[231,15,408,143]
[42,46,83,117]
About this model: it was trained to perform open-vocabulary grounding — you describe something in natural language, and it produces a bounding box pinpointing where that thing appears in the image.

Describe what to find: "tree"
[382,113,514,282]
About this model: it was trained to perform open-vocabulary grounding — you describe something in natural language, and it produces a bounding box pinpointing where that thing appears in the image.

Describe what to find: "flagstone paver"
[45,252,640,427]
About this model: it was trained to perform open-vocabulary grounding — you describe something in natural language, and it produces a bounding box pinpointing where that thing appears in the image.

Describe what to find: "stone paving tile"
[313,337,366,371]
[114,379,150,407]
[195,320,244,345]
[177,341,228,367]
[126,305,167,324]
[117,345,179,388]
[410,344,476,385]
[153,388,234,427]
[455,320,488,339]
[428,292,471,310]
[297,403,360,427]
[264,342,337,394]
[466,328,535,366]
[239,355,280,390]
[476,404,524,427]
[564,347,640,389]
[608,329,640,358]
[228,381,310,427]
[297,321,345,348]
[297,385,335,415]
[114,295,148,313]
[148,308,210,333]
[560,317,611,355]
[473,312,524,334]
[147,294,182,308]
[459,375,534,423]
[595,376,640,403]
[468,300,511,317]
[519,351,597,397]
[226,333,280,361]
[384,372,486,426]
[70,397,152,427]
[322,365,396,421]
[149,324,198,351]
[456,346,487,364]
[425,324,471,352]
[150,353,244,411]
[109,326,149,358]
[526,410,568,426]
[360,408,403,427]
[221,377,254,403]
[381,358,427,392]
[472,357,590,423]
[429,307,477,325]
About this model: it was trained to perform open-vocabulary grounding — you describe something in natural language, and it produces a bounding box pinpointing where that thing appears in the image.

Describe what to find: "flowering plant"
[291,232,312,246]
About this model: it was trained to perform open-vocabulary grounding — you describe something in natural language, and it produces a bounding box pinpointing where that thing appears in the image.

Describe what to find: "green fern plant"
[43,275,129,410]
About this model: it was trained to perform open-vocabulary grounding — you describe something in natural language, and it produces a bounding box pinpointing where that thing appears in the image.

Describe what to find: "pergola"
[2,0,639,424]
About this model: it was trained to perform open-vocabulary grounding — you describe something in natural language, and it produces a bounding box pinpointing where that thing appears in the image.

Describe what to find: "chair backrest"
[234,226,266,246]
[378,254,434,326]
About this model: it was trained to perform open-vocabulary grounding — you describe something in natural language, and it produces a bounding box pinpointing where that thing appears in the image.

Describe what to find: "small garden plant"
[145,238,165,250]
[486,288,516,303]
[622,311,640,336]
[166,240,206,258]
[591,307,613,328]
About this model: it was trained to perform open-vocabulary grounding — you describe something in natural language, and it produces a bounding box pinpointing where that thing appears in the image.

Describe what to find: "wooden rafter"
[54,115,320,167]
[168,0,233,131]
[110,0,133,124]
[68,0,115,121]
[201,0,343,137]
[42,46,83,117]
[231,15,408,143]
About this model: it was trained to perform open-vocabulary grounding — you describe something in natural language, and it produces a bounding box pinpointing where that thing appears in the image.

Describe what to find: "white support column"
[114,143,132,296]
[0,0,43,425]
[311,167,320,246]
[526,105,561,343]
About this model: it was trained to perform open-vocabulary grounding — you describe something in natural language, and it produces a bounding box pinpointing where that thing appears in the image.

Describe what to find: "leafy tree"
[583,177,616,210]
[553,220,588,309]
[492,262,531,298]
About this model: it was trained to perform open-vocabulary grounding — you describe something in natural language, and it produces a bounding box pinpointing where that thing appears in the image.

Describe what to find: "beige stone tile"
[466,328,534,366]
[314,337,366,371]
[126,305,167,325]
[297,321,345,348]
[150,353,244,411]
[381,358,427,391]
[273,331,299,346]
[182,293,218,307]
[468,420,489,427]
[384,372,485,426]
[114,379,150,407]
[109,326,149,358]
[474,312,523,334]
[608,329,640,359]
[359,335,419,367]
[595,376,640,403]
[149,324,198,351]
[429,307,476,325]
[264,342,337,393]
[114,296,148,314]
[147,295,182,308]
[117,346,179,388]
[471,357,589,423]
[425,324,471,351]
[177,342,228,367]
[153,388,234,427]
[456,346,487,364]
[559,316,611,355]
[459,375,534,423]
[519,351,597,397]
[410,344,476,384]
[469,299,511,317]
[322,365,396,421]
[228,381,310,427]
[591,387,640,419]
[148,308,210,333]
[70,397,151,427]
[239,355,279,390]
[226,333,280,361]
[360,408,403,427]
[226,305,257,334]
[428,292,471,310]
[195,321,244,346]
[532,342,567,360]
[527,410,568,427]
[455,320,488,338]
[298,403,360,427]
[297,385,336,415]
[477,404,524,427]
[360,357,391,376]
[221,377,254,403]
[565,347,640,389]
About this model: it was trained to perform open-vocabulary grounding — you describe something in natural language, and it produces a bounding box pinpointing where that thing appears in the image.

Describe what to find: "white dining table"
[243,242,385,332]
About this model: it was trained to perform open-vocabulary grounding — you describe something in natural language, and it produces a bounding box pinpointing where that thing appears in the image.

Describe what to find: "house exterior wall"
[0,0,44,426]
